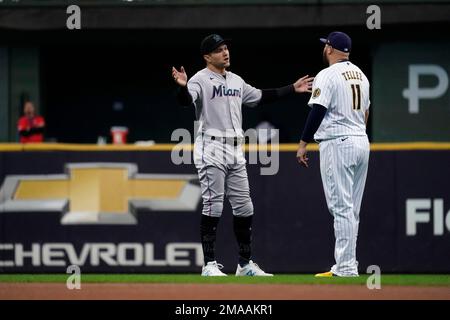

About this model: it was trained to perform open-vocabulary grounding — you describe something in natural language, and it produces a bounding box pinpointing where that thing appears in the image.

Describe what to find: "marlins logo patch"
[312,88,321,98]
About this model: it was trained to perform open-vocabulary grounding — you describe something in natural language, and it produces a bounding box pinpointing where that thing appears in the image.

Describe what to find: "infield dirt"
[1,283,449,300]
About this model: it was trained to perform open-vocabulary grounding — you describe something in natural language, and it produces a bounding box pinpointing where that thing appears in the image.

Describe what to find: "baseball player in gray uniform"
[296,32,370,277]
[172,34,313,276]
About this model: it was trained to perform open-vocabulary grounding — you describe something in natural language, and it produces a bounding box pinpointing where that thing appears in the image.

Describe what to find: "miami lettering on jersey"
[212,85,242,99]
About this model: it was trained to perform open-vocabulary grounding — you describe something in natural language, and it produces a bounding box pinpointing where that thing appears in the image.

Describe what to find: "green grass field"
[0,274,449,286]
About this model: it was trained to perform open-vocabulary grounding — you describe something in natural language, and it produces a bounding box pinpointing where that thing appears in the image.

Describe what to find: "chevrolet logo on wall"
[0,163,201,225]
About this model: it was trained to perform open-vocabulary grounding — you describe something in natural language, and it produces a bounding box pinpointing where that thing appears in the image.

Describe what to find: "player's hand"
[172,66,188,87]
[296,141,309,168]
[293,75,314,93]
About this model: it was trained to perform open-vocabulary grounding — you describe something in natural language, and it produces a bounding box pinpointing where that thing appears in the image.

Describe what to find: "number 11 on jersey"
[351,84,361,110]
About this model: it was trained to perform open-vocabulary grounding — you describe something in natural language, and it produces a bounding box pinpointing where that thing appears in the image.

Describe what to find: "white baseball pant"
[319,135,370,276]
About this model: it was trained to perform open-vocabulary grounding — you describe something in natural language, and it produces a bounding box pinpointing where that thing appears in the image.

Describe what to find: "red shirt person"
[17,101,46,143]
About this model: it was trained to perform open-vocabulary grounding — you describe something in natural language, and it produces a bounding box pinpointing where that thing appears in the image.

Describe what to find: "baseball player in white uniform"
[172,34,313,276]
[296,32,370,277]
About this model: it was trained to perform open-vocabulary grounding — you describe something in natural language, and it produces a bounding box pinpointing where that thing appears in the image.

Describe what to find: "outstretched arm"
[293,75,314,93]
[172,66,187,87]
[172,66,193,106]
[258,75,314,106]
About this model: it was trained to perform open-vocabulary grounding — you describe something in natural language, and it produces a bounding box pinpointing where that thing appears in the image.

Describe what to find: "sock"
[233,215,253,267]
[200,214,220,265]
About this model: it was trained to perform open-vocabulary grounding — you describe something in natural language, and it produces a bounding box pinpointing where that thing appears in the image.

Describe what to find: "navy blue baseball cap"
[320,31,352,53]
[200,34,230,55]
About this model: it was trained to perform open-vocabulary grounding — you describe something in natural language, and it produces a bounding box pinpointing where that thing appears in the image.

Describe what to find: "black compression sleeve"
[300,104,327,143]
[259,84,295,105]
[200,215,220,264]
[176,85,193,106]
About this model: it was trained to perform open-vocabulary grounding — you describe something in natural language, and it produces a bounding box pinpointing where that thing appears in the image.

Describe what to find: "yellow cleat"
[314,271,335,277]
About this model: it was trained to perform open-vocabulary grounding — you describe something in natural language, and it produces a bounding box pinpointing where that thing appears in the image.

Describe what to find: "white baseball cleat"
[201,261,227,276]
[235,260,273,276]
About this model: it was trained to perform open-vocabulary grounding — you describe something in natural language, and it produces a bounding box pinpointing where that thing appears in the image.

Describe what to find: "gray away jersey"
[308,61,370,141]
[187,68,262,138]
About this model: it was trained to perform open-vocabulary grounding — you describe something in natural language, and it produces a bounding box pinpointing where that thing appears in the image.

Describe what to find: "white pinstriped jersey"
[188,68,262,138]
[308,61,370,141]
